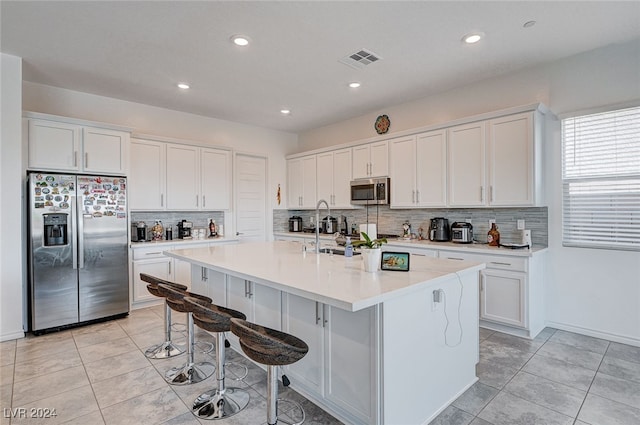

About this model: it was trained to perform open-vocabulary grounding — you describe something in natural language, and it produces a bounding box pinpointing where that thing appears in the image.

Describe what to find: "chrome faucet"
[315,199,330,253]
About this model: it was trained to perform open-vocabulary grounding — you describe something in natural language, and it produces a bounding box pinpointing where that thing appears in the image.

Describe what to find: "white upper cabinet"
[166,144,200,210]
[448,121,487,207]
[488,112,540,206]
[317,148,352,208]
[287,155,317,209]
[130,138,232,211]
[82,127,128,174]
[353,140,388,179]
[390,132,447,208]
[129,139,166,210]
[27,118,129,175]
[201,148,232,210]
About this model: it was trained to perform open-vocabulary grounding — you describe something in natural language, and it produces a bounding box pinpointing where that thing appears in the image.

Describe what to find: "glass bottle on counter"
[487,223,500,246]
[209,219,217,238]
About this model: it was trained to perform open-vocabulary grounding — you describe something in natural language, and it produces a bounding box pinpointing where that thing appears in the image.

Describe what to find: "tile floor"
[1,306,639,425]
[0,306,341,425]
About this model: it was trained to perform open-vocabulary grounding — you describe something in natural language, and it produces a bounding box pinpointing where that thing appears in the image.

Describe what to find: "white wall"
[299,39,640,346]
[1,53,25,341]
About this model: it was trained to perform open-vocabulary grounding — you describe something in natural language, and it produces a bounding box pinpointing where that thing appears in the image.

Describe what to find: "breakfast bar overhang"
[164,241,485,424]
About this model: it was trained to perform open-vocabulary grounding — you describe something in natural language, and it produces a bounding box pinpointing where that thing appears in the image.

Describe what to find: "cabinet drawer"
[132,245,172,260]
[440,251,527,272]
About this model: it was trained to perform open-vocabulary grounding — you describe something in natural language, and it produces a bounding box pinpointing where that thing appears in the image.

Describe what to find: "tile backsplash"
[131,211,224,235]
[275,206,548,246]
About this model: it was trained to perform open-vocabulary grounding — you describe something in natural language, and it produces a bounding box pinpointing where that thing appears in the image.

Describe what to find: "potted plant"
[352,232,387,272]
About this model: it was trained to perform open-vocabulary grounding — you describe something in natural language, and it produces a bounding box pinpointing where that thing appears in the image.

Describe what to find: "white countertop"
[273,231,547,257]
[130,236,237,249]
[164,241,485,312]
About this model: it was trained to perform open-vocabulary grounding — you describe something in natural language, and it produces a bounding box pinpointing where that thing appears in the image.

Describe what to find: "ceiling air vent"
[339,49,382,70]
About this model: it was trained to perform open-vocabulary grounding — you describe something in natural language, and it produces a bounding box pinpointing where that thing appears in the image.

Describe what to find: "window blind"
[562,106,640,250]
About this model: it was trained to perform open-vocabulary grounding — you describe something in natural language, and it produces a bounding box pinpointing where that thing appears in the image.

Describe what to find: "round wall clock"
[374,114,390,134]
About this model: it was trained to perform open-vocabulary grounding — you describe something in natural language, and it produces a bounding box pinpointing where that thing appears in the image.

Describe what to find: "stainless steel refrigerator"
[28,172,129,333]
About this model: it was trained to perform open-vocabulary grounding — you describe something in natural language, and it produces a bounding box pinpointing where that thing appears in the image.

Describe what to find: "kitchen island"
[165,241,485,425]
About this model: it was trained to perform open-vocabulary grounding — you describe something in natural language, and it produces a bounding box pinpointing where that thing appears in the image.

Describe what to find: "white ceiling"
[2,1,639,133]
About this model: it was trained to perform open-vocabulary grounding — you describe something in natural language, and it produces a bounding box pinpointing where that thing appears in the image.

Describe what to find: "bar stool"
[183,296,250,420]
[230,318,308,425]
[140,273,187,359]
[157,283,216,385]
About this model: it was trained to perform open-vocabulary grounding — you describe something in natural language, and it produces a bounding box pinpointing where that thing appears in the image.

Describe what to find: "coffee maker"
[131,221,149,242]
[177,220,193,239]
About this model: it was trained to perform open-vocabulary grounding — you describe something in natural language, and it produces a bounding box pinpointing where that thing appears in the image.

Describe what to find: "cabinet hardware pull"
[412,190,415,203]
[74,151,78,167]
[203,195,206,208]
[315,302,321,325]
[416,190,420,203]
[447,257,464,261]
[196,195,198,207]
[168,261,171,275]
[85,152,88,169]
[161,194,164,207]
[480,278,484,291]
[146,252,162,255]
[490,261,512,266]
[480,186,484,202]
[490,185,494,202]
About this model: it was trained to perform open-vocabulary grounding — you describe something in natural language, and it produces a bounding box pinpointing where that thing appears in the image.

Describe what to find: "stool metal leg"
[165,312,215,385]
[266,365,305,425]
[192,332,250,419]
[145,301,185,359]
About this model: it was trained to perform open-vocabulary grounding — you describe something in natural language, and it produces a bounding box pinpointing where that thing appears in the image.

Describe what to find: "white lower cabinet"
[131,257,171,306]
[191,266,227,305]
[480,269,526,327]
[283,293,378,425]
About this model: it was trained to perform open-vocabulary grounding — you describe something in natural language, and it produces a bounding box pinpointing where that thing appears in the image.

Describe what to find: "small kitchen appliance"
[451,222,474,243]
[429,217,450,242]
[350,177,390,205]
[322,216,338,234]
[132,222,149,242]
[177,220,193,239]
[289,216,303,232]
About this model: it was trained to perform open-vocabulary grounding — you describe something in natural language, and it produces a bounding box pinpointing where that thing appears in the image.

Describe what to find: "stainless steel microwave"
[350,177,390,205]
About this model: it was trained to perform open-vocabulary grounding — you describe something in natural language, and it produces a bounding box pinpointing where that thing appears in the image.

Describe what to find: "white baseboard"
[0,330,25,342]
[545,321,640,348]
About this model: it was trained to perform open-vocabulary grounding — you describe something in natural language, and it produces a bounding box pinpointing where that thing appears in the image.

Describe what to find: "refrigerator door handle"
[77,196,85,269]
[71,195,78,270]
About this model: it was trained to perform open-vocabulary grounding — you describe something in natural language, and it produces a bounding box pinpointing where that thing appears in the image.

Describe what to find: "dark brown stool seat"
[231,318,308,425]
[158,283,215,385]
[140,273,188,359]
[183,297,250,420]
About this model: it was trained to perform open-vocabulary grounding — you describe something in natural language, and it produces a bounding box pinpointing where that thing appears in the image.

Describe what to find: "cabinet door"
[253,283,281,331]
[166,144,200,210]
[352,145,370,179]
[287,158,303,208]
[389,136,417,207]
[201,148,231,210]
[332,148,352,208]
[82,127,128,174]
[416,130,447,206]
[301,155,317,208]
[283,294,324,395]
[370,140,389,177]
[488,112,534,206]
[28,119,81,171]
[480,269,526,328]
[227,276,253,319]
[316,152,334,205]
[448,122,486,207]
[132,258,171,305]
[129,139,165,210]
[191,266,227,306]
[324,305,378,424]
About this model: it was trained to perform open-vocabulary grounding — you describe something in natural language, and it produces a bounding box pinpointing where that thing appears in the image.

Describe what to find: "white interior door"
[235,154,267,242]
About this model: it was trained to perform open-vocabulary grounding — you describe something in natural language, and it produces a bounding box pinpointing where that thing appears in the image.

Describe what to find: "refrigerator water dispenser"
[43,213,68,246]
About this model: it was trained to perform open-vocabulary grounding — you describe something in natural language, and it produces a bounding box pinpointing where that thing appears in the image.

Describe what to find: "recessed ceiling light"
[177,83,190,89]
[462,33,483,44]
[523,20,536,28]
[231,35,250,46]
[349,82,361,88]
[280,109,291,115]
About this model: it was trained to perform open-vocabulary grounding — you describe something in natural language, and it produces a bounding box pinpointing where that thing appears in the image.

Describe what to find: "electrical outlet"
[489,219,496,226]
[517,219,525,230]
[465,218,472,224]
